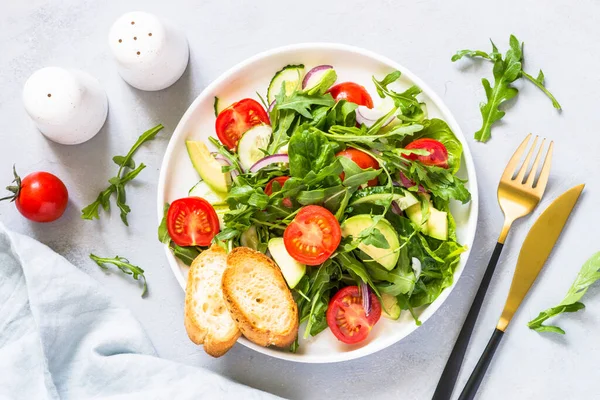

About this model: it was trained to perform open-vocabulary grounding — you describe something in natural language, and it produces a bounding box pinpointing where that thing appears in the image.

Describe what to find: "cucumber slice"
[381,293,401,320]
[267,64,304,104]
[186,140,231,193]
[237,124,272,170]
[350,186,418,210]
[341,215,400,271]
[189,181,228,206]
[240,225,259,250]
[268,237,306,288]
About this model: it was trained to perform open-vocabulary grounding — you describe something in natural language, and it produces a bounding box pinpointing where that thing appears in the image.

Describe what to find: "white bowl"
[157,43,479,363]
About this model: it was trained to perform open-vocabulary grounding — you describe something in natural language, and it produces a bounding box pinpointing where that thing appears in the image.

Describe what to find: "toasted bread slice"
[184,245,241,357]
[222,247,299,348]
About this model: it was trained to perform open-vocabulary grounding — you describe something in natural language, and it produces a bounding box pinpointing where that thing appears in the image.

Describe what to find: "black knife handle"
[457,328,505,400]
[431,242,504,400]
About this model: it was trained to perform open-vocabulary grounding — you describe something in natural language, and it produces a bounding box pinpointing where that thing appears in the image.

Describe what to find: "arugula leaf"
[112,155,135,169]
[90,253,148,297]
[368,260,416,296]
[361,227,390,249]
[338,156,382,188]
[335,252,379,293]
[248,191,270,209]
[324,100,357,129]
[170,244,201,266]
[383,150,471,203]
[373,70,402,97]
[295,260,341,338]
[213,96,220,117]
[372,71,425,120]
[82,124,164,225]
[475,37,521,142]
[528,252,600,334]
[276,92,335,119]
[521,69,562,109]
[158,203,171,244]
[325,124,423,144]
[452,34,561,142]
[297,185,344,205]
[268,110,296,154]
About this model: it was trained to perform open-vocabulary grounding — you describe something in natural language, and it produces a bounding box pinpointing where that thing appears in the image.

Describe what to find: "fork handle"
[431,242,504,400]
[457,328,505,400]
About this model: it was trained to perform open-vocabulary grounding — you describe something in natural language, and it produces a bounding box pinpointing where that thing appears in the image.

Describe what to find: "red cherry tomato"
[326,286,382,344]
[328,82,374,108]
[336,148,380,186]
[0,168,68,223]
[264,176,292,208]
[166,197,220,247]
[404,138,449,168]
[283,205,341,266]
[215,98,270,150]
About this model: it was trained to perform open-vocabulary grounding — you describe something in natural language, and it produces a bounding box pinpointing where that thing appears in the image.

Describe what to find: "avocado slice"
[188,180,228,206]
[185,140,231,193]
[427,207,448,241]
[405,195,448,241]
[268,238,306,289]
[341,215,400,271]
[381,293,401,320]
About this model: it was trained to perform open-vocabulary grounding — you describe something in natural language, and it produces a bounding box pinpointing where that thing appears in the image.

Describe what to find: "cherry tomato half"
[215,98,270,150]
[326,286,382,344]
[404,138,449,168]
[328,82,374,108]
[264,176,292,208]
[283,205,341,266]
[336,148,380,187]
[166,197,220,247]
[0,170,69,223]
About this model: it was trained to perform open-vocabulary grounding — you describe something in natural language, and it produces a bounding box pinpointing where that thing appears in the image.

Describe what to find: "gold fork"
[432,134,553,400]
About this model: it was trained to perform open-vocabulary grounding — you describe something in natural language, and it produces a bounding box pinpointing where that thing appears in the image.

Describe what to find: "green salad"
[160,64,471,349]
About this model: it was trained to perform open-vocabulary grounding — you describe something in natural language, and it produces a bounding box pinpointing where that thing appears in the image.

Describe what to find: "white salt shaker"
[22,67,109,145]
[108,11,189,91]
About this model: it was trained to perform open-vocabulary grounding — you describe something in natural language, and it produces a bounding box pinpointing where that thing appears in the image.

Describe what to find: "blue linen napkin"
[0,223,279,400]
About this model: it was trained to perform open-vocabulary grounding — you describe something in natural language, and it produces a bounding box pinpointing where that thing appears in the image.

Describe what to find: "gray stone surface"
[1,0,599,398]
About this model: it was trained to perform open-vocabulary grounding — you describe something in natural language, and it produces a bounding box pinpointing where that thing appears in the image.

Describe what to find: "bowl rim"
[157,42,479,363]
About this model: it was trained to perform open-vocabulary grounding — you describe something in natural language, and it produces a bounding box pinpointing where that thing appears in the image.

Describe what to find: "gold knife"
[457,184,585,400]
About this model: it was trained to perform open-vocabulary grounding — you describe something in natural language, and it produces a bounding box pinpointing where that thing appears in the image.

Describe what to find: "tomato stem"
[0,165,21,203]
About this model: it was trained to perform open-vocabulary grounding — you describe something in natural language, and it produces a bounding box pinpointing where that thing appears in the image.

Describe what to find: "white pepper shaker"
[108,11,189,91]
[22,67,109,145]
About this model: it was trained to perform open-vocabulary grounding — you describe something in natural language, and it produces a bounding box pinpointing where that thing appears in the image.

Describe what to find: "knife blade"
[496,183,585,332]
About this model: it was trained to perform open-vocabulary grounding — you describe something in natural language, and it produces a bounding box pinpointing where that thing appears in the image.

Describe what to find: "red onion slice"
[360,282,371,316]
[391,201,403,215]
[211,152,239,178]
[398,172,426,193]
[249,154,290,173]
[302,65,334,89]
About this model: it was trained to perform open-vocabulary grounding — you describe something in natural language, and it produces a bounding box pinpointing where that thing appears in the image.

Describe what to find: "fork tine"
[525,138,546,186]
[534,141,553,192]
[515,136,539,182]
[502,133,531,180]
